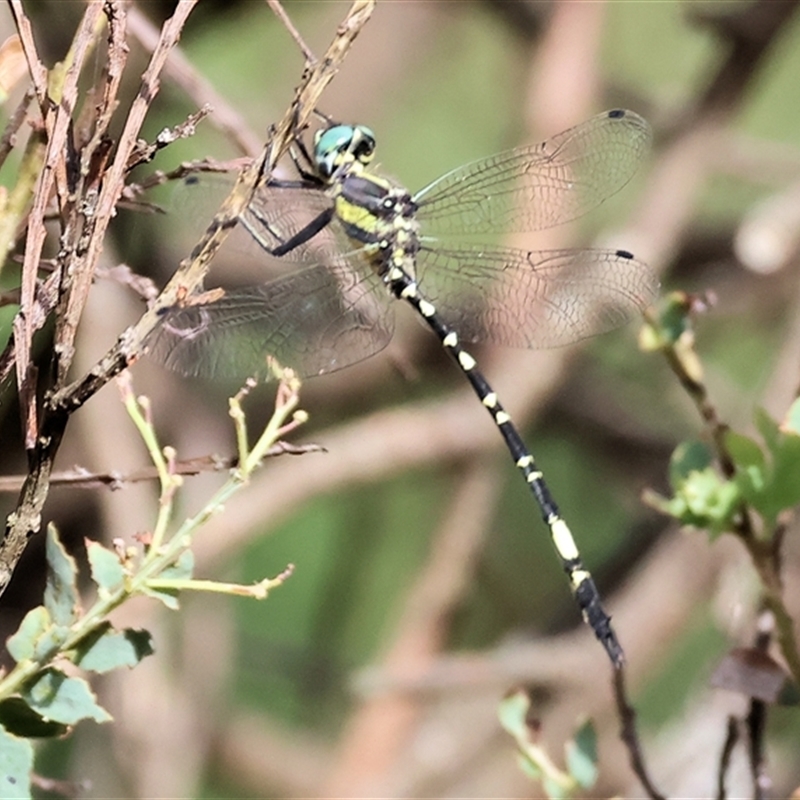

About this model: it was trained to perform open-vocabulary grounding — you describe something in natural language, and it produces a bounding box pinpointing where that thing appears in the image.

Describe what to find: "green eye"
[313,124,376,178]
[314,125,355,163]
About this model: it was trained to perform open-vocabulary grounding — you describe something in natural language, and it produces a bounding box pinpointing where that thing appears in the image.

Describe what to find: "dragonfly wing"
[147,262,394,380]
[414,110,651,236]
[415,243,658,348]
[174,174,340,264]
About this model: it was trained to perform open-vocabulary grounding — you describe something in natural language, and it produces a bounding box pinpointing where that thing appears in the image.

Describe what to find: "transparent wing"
[415,243,659,348]
[147,263,394,380]
[173,173,340,264]
[242,184,343,264]
[414,109,651,236]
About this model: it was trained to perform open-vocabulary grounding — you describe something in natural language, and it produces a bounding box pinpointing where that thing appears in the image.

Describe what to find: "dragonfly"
[148,109,657,665]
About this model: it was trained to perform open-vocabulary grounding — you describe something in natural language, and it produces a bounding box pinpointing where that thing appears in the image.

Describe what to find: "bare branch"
[0,442,324,493]
[126,5,264,158]
[0,1,198,594]
[267,0,317,63]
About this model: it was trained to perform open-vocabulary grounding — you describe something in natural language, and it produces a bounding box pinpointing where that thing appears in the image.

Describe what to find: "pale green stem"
[518,742,575,794]
[145,574,288,598]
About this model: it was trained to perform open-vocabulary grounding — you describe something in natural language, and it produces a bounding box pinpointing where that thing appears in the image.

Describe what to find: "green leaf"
[31,624,70,662]
[564,719,598,789]
[6,607,51,663]
[498,689,532,741]
[732,412,800,522]
[142,550,195,609]
[725,432,765,473]
[0,725,33,799]
[161,549,194,580]
[44,524,79,627]
[654,292,693,345]
[86,540,125,592]
[0,699,68,738]
[766,430,800,513]
[542,774,570,800]
[140,585,180,609]
[721,409,800,523]
[75,625,154,673]
[21,669,111,725]
[668,441,712,488]
[754,407,780,454]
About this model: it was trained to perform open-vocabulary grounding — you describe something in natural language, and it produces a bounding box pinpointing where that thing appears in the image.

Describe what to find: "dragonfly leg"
[240,204,335,257]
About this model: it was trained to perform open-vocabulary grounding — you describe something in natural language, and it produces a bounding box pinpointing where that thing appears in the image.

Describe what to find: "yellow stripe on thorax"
[334,195,380,235]
[333,173,392,238]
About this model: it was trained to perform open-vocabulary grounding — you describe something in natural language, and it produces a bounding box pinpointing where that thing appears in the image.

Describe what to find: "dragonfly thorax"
[313,123,421,281]
[332,170,421,282]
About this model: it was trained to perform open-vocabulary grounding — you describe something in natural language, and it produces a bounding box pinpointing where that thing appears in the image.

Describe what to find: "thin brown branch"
[95,263,160,304]
[0,0,375,599]
[88,0,128,149]
[716,717,739,800]
[0,270,58,385]
[125,105,212,172]
[13,3,105,436]
[644,296,738,477]
[267,0,317,63]
[126,5,263,158]
[613,668,667,800]
[0,1,196,595]
[0,3,109,592]
[121,156,250,202]
[54,0,190,387]
[0,442,324,493]
[7,0,48,107]
[746,692,769,800]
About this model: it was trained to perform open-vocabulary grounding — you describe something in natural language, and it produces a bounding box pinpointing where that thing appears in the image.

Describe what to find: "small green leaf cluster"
[648,400,800,537]
[498,688,597,800]
[727,406,800,529]
[1,526,154,799]
[642,290,800,696]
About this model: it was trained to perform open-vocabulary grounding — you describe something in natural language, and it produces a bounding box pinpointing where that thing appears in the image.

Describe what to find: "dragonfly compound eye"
[313,124,376,179]
[351,125,376,163]
[314,124,357,179]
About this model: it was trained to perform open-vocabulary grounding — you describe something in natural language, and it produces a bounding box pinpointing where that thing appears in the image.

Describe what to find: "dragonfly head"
[313,124,376,181]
